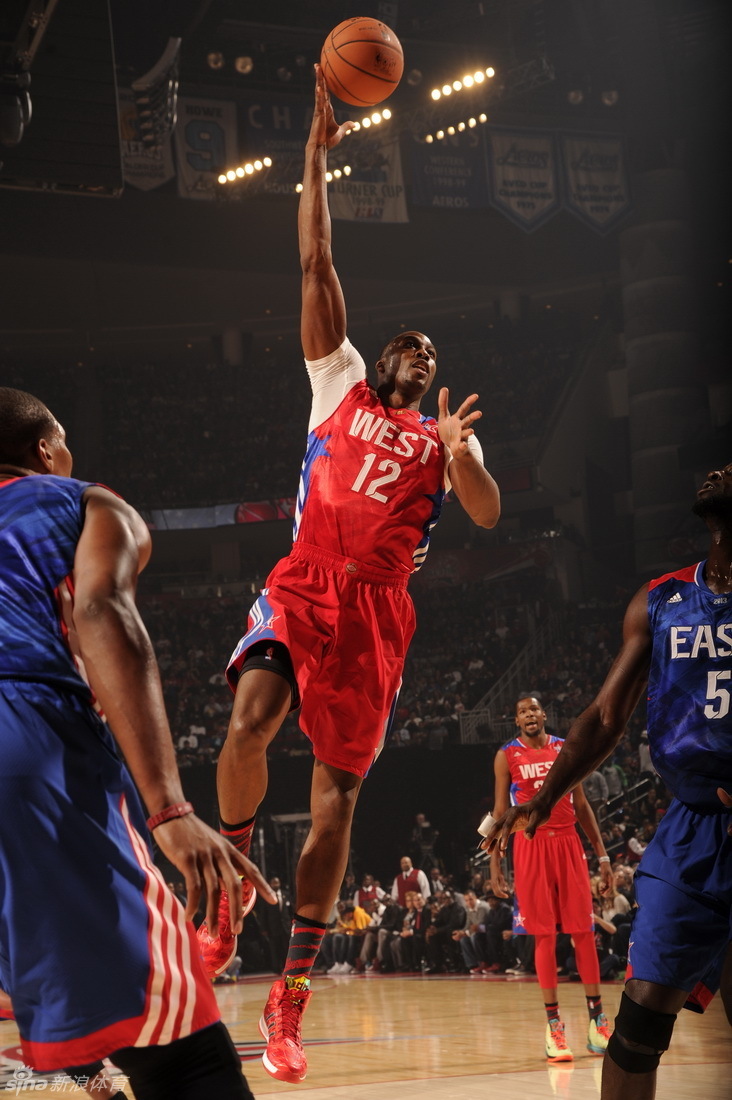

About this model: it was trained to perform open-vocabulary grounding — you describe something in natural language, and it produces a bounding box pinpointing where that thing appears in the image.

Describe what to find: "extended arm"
[489,749,511,896]
[484,583,653,854]
[73,488,274,928]
[300,65,354,361]
[438,388,500,528]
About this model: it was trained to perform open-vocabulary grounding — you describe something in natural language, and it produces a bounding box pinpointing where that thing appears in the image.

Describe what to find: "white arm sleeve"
[305,337,368,432]
[444,431,484,493]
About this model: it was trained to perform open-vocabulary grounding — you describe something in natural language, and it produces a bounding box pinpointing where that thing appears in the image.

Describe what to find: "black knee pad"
[608,991,677,1074]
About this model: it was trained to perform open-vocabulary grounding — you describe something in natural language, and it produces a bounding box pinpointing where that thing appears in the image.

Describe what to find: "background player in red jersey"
[490,695,614,1062]
[197,64,501,1085]
[483,463,732,1100]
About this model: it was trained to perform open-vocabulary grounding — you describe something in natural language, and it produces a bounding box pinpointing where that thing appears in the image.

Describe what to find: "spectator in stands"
[584,768,609,824]
[395,892,432,972]
[637,730,655,778]
[479,890,515,973]
[354,873,385,909]
[356,897,386,971]
[339,872,357,902]
[452,890,490,973]
[373,894,409,972]
[392,856,431,905]
[424,890,466,973]
[601,758,626,801]
[328,901,370,974]
[428,866,446,895]
[624,824,648,865]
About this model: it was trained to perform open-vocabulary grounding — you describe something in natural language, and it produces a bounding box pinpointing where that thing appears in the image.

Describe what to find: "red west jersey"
[502,735,578,831]
[294,339,452,574]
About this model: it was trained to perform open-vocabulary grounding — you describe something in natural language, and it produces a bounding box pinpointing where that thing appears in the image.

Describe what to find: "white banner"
[329,129,408,223]
[173,97,239,200]
[485,127,559,232]
[560,132,630,234]
[118,89,175,191]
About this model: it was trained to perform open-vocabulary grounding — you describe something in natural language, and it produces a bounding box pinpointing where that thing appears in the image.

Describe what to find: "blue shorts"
[626,798,732,1012]
[0,681,220,1070]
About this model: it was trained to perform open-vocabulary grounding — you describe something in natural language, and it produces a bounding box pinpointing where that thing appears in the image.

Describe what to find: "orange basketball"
[320,17,403,107]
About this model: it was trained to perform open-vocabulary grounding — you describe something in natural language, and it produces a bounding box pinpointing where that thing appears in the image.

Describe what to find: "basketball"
[320,17,404,108]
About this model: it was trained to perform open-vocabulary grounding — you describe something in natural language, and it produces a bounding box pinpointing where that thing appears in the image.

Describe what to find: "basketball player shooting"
[196,64,501,1085]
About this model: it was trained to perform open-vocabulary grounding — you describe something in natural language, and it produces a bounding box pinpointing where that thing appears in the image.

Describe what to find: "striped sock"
[219,815,255,858]
[545,1001,560,1023]
[283,914,327,991]
[586,995,603,1021]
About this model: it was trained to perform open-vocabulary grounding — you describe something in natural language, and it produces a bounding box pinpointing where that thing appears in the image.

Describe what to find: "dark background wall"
[174,745,495,888]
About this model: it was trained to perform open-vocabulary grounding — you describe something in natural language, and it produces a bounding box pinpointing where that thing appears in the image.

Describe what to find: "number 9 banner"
[174,97,239,200]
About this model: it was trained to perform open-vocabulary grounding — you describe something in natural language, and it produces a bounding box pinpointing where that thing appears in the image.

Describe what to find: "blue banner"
[560,131,631,234]
[485,126,560,232]
[410,130,489,210]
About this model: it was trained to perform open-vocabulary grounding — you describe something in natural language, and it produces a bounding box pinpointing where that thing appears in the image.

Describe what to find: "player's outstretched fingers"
[230,851,278,906]
[179,856,203,925]
[456,393,481,422]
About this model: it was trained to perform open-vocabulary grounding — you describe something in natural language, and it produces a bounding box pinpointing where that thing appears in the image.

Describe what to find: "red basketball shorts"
[227,543,416,777]
[512,827,594,935]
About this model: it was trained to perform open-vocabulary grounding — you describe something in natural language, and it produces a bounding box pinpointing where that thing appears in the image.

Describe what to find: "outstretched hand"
[437,388,482,457]
[480,799,552,857]
[718,787,732,808]
[152,814,276,934]
[310,64,355,149]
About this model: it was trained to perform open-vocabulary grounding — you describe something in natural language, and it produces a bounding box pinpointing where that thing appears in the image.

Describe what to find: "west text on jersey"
[348,408,438,463]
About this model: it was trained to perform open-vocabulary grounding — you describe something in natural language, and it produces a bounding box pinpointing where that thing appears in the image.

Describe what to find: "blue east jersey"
[0,473,222,1067]
[647,560,732,810]
[0,475,95,700]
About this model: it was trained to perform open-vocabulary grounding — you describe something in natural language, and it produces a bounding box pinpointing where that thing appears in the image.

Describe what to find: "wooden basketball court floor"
[1,971,729,1098]
[2,972,726,1100]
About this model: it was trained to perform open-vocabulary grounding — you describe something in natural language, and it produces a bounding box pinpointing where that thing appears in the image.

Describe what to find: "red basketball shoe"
[196,878,257,977]
[259,978,312,1083]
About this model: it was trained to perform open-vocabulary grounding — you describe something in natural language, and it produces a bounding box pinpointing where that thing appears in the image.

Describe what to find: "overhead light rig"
[214,56,555,197]
[412,55,555,143]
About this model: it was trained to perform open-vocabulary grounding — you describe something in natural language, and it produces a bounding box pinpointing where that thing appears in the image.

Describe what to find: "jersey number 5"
[704,669,731,719]
[351,453,401,503]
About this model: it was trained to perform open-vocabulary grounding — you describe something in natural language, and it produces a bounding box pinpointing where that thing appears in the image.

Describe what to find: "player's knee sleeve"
[607,991,677,1074]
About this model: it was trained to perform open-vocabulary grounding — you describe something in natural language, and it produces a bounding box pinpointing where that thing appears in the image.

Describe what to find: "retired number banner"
[330,125,408,223]
[560,132,630,234]
[118,89,175,191]
[174,97,239,200]
[485,127,559,232]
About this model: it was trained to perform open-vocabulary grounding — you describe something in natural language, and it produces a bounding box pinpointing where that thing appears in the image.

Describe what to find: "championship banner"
[242,93,311,195]
[118,89,175,191]
[560,131,630,234]
[485,126,559,232]
[330,127,408,223]
[410,131,489,210]
[241,93,355,196]
[173,97,239,199]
